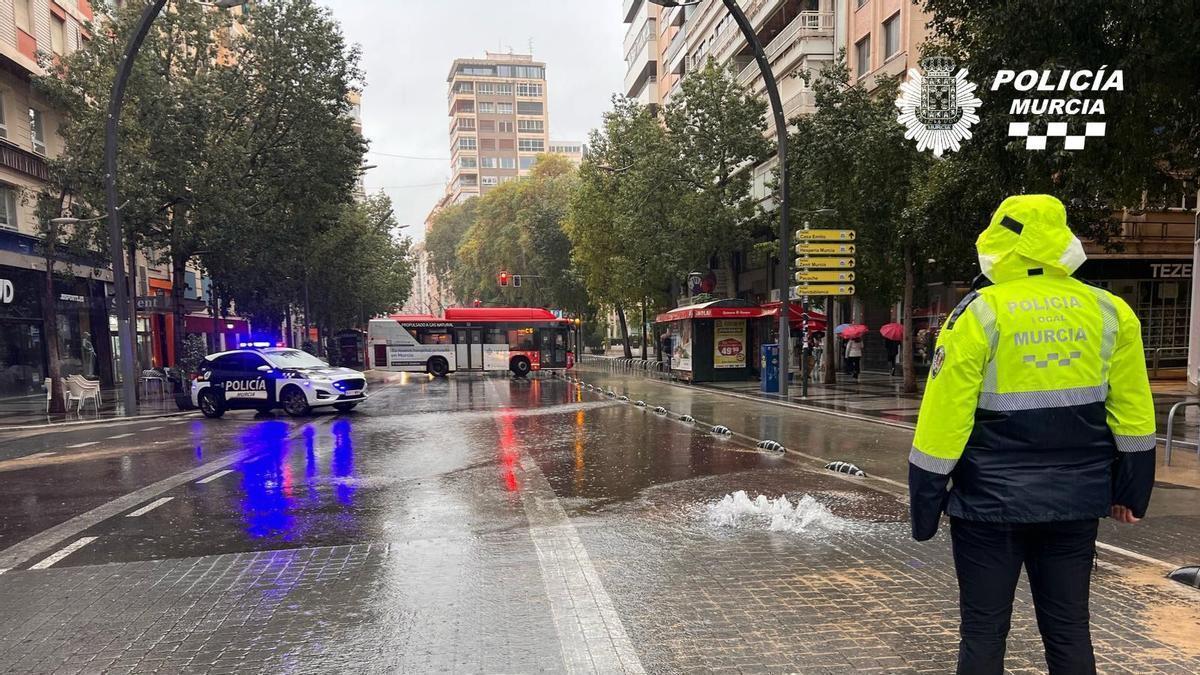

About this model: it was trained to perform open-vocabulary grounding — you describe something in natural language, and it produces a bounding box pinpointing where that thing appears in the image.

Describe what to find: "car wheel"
[334,402,358,413]
[198,390,224,419]
[511,357,531,378]
[281,386,311,417]
[428,356,449,377]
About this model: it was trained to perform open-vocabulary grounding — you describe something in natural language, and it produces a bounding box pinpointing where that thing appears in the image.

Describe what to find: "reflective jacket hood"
[976,194,1087,284]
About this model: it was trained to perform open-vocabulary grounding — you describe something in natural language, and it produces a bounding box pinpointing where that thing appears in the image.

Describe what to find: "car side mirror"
[257,365,271,373]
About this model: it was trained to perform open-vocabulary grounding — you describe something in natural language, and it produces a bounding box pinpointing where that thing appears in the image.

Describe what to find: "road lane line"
[125,497,174,518]
[29,537,98,569]
[108,433,133,440]
[26,452,56,459]
[0,418,333,571]
[65,441,98,449]
[195,469,233,484]
[141,426,164,432]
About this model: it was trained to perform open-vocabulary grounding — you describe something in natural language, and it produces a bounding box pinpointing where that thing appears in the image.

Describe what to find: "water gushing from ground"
[706,490,861,534]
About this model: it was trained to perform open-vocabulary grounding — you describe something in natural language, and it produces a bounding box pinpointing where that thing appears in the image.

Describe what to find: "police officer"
[909,195,1156,674]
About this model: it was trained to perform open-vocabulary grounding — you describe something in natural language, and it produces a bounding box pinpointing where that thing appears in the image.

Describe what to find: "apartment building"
[446,52,550,203]
[548,140,586,166]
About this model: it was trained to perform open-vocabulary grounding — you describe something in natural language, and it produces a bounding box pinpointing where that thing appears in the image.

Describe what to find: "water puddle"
[704,490,867,534]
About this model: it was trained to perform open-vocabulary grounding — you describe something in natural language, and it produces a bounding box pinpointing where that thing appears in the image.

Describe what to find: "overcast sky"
[317,1,627,242]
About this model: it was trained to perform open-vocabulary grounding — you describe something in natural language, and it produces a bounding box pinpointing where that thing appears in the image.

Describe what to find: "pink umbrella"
[840,324,869,340]
[880,323,904,342]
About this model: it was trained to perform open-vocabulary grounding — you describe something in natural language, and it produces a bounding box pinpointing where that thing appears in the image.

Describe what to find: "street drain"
[756,440,785,453]
[825,461,866,477]
[711,425,732,435]
[1168,566,1200,588]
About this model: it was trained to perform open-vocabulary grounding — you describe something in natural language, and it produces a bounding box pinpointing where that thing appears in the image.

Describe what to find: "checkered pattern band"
[1008,121,1106,150]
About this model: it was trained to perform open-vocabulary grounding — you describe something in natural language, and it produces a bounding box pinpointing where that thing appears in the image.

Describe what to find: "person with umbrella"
[838,323,867,380]
[880,323,903,375]
[908,195,1155,673]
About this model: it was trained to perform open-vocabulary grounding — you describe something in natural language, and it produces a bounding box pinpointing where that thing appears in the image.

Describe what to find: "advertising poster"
[674,322,693,372]
[713,320,746,369]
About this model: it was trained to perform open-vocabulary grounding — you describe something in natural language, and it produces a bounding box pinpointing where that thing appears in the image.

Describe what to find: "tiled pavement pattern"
[0,540,565,673]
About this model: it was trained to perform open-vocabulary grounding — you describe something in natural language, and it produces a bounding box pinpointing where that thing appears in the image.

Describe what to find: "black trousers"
[950,517,1098,675]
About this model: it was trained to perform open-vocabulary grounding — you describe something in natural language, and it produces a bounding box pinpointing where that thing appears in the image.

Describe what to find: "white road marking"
[1096,541,1178,569]
[195,469,233,484]
[108,433,133,440]
[141,426,164,432]
[29,537,98,569]
[65,441,98,449]
[0,568,8,575]
[125,497,173,518]
[26,452,56,459]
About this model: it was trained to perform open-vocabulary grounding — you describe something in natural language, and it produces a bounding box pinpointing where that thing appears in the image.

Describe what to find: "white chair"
[65,375,102,413]
[141,369,167,399]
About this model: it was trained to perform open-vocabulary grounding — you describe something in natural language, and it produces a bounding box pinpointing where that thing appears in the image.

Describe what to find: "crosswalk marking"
[196,469,233,484]
[29,537,99,570]
[125,497,174,518]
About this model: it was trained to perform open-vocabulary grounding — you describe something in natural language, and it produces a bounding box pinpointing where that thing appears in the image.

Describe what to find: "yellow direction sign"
[795,270,855,283]
[795,257,855,269]
[793,229,856,242]
[795,242,855,256]
[792,283,855,296]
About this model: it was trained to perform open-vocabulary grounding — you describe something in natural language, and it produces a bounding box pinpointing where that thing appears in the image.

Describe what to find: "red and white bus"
[367,307,575,377]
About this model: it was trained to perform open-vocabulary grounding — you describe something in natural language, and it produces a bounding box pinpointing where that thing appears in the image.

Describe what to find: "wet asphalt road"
[0,373,1198,673]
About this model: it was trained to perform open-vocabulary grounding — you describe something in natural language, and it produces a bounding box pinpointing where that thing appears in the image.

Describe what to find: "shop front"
[0,264,114,399]
[1079,257,1192,353]
[656,299,761,383]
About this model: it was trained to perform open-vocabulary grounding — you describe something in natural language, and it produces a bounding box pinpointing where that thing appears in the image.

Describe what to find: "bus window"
[485,328,507,344]
[417,328,451,345]
[508,328,536,351]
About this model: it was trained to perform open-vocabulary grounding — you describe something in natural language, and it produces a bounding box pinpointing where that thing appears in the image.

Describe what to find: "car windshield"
[263,349,328,369]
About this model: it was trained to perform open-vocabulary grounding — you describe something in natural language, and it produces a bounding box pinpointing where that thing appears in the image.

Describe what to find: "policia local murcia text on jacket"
[908,195,1156,675]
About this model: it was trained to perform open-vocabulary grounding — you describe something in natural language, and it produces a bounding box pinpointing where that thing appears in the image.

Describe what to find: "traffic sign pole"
[792,224,857,397]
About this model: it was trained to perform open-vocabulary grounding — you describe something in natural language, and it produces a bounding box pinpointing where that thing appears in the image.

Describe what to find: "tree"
[36,0,365,355]
[425,197,478,304]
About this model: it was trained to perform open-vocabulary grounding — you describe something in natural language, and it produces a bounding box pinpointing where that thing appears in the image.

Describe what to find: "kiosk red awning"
[760,301,827,331]
[655,300,765,323]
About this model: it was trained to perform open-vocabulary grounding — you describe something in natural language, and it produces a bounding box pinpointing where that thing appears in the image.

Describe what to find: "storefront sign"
[59,293,85,303]
[0,278,12,304]
[1078,258,1192,281]
[713,320,746,369]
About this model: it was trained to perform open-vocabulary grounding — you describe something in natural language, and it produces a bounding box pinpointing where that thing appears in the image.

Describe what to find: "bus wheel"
[428,356,450,377]
[510,357,531,378]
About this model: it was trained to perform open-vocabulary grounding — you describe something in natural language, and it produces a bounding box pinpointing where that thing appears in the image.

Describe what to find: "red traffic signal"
[498,270,509,287]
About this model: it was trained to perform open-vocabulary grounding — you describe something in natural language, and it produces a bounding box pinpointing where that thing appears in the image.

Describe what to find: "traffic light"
[498,270,509,287]
[512,274,522,288]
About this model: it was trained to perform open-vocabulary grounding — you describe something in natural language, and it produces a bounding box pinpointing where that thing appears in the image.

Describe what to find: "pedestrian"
[885,338,899,376]
[844,337,862,380]
[909,195,1156,675]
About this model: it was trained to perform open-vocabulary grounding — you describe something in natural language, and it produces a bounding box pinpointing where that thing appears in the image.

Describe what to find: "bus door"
[454,327,484,370]
[537,327,568,369]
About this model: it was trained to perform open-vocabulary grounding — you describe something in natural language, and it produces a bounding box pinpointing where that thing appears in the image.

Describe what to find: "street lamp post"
[648,0,793,395]
[103,0,241,415]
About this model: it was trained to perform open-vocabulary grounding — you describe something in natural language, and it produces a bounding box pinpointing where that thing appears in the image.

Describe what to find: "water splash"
[706,490,857,534]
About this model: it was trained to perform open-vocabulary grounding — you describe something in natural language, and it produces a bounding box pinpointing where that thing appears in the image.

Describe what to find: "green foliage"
[920,0,1200,239]
[177,333,209,376]
[425,197,478,299]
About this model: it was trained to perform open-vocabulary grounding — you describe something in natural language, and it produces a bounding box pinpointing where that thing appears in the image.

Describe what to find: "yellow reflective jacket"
[909,195,1156,540]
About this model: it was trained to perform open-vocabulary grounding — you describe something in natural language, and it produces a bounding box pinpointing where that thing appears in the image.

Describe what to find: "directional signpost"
[793,225,856,397]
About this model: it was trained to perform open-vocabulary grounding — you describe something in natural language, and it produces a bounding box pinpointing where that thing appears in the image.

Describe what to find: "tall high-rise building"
[446,52,550,203]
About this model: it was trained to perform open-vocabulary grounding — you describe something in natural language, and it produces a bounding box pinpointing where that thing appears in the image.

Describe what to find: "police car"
[192,348,367,418]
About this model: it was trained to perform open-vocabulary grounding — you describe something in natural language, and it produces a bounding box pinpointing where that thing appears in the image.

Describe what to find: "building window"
[458,136,476,150]
[855,36,871,77]
[516,101,543,116]
[14,0,31,33]
[477,82,494,95]
[883,14,901,59]
[517,119,544,132]
[518,138,544,152]
[856,0,868,8]
[497,65,544,79]
[51,15,66,55]
[478,101,494,114]
[498,121,514,133]
[480,156,497,169]
[498,138,514,150]
[500,157,516,169]
[481,176,498,186]
[456,101,474,114]
[519,157,536,170]
[516,82,543,97]
[459,156,477,168]
[0,185,17,230]
[497,102,514,115]
[479,119,495,132]
[454,81,474,93]
[0,93,7,139]
[29,108,45,155]
[457,117,475,131]
[480,138,496,150]
[496,83,513,95]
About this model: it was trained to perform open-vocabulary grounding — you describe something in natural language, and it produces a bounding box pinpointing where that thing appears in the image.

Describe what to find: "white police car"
[192,348,367,418]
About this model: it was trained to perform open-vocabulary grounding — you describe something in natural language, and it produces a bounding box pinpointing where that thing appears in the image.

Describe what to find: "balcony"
[622,0,644,24]
[664,21,688,74]
[737,11,835,87]
[624,33,657,97]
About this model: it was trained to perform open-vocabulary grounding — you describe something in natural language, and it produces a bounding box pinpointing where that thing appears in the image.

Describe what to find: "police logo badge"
[896,56,982,157]
[931,345,947,379]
